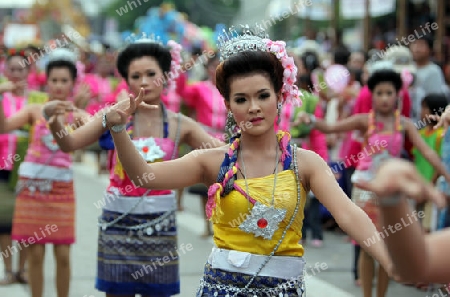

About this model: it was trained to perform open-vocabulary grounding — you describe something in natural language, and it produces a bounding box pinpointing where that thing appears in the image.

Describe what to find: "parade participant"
[0,49,87,297]
[0,48,29,285]
[354,158,449,284]
[177,52,227,236]
[43,36,224,297]
[294,69,450,297]
[103,25,394,296]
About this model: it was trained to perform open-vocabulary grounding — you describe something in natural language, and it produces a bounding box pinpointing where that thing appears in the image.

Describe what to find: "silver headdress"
[217,24,269,62]
[47,48,77,65]
[124,32,163,45]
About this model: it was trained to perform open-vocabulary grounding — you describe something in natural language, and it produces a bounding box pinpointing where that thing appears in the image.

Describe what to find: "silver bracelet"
[102,112,107,128]
[111,124,126,133]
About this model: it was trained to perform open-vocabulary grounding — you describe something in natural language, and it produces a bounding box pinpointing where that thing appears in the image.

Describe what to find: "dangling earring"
[277,102,282,125]
[225,111,236,134]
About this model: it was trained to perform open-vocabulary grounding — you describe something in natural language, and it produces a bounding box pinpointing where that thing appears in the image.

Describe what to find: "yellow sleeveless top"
[212,170,307,257]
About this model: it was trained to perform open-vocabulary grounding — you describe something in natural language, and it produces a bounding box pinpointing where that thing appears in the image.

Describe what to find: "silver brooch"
[239,202,287,240]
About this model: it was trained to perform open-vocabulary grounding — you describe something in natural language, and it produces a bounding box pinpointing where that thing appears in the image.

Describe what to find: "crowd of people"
[0,21,450,297]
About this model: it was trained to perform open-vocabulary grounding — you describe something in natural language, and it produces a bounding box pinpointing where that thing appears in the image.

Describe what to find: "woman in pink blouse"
[0,50,30,285]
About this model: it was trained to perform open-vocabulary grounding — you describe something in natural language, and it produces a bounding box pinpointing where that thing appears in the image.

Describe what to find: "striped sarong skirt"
[95,191,180,296]
[11,162,75,244]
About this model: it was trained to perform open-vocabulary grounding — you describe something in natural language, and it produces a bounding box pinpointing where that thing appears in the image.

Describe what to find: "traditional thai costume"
[96,103,182,296]
[11,116,76,244]
[197,131,307,297]
[351,110,403,230]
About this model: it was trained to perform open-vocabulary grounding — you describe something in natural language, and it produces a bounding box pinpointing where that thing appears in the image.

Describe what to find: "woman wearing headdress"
[0,49,89,297]
[177,52,228,235]
[42,36,224,297]
[97,26,394,296]
[0,48,30,285]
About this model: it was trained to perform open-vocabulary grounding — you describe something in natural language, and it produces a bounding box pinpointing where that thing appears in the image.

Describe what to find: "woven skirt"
[12,176,75,244]
[0,171,15,234]
[96,193,180,296]
[197,263,305,297]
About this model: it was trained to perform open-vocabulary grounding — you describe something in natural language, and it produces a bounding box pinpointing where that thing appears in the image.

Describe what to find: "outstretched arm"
[355,158,449,283]
[302,149,393,274]
[110,127,209,189]
[293,112,368,134]
[0,103,35,133]
[47,90,147,152]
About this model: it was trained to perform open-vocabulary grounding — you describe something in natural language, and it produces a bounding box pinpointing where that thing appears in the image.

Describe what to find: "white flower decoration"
[132,138,166,162]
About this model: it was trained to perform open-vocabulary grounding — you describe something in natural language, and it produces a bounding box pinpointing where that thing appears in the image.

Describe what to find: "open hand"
[354,159,446,209]
[105,88,158,127]
[430,104,450,135]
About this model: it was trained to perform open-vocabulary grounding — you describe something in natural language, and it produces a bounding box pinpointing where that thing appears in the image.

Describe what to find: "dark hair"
[333,46,351,65]
[116,43,172,79]
[367,69,402,93]
[422,93,449,124]
[301,51,319,73]
[215,51,284,101]
[416,35,434,51]
[45,60,77,81]
[298,73,313,90]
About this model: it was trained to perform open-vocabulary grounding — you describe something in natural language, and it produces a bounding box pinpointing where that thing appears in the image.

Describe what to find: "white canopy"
[0,0,34,8]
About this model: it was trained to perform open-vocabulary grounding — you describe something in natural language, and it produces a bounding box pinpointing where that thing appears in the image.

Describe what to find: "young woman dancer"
[43,38,224,297]
[99,26,394,296]
[0,49,87,297]
[294,69,450,297]
[0,49,29,285]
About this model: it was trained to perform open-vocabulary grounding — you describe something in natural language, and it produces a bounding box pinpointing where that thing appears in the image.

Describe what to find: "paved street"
[0,153,437,297]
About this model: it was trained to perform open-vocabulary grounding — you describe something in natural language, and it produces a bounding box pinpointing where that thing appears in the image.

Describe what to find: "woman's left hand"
[105,88,158,128]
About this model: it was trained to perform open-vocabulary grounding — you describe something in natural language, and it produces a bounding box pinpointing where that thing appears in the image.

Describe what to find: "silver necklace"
[238,140,287,240]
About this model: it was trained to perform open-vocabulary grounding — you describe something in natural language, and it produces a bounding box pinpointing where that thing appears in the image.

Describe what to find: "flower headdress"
[6,48,27,58]
[47,48,77,65]
[125,32,182,92]
[218,25,302,106]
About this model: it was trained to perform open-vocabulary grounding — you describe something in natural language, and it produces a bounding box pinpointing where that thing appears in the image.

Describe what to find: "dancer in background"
[294,69,450,297]
[0,49,87,297]
[0,49,29,285]
[102,26,394,296]
[44,38,224,297]
[177,53,227,237]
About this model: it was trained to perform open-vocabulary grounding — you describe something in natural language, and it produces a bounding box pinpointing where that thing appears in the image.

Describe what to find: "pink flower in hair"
[165,40,183,91]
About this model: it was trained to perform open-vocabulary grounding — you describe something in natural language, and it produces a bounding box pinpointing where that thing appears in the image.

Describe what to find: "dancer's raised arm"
[301,149,394,276]
[355,158,449,283]
[45,90,156,152]
[105,89,221,190]
[293,111,368,134]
